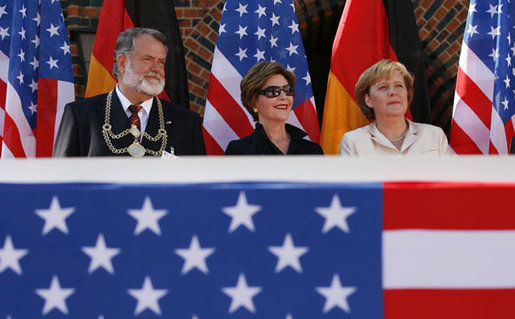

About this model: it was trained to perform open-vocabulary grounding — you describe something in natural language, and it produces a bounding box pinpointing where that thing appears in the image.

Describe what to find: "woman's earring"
[253,108,258,113]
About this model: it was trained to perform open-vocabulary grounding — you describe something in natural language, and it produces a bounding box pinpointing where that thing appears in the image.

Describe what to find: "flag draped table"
[0,0,74,158]
[0,182,383,318]
[451,0,515,154]
[1,181,515,318]
[85,0,189,108]
[203,0,319,155]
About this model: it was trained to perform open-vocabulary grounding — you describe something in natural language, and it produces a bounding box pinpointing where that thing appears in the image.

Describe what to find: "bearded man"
[54,28,205,157]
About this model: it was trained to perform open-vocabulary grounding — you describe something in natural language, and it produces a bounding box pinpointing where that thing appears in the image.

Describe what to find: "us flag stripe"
[0,0,74,158]
[451,1,515,154]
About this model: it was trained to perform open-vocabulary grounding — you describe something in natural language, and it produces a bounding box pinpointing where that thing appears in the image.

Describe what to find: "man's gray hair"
[112,27,168,78]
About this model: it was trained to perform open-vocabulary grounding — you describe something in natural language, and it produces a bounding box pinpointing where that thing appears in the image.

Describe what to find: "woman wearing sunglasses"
[225,61,323,155]
[340,59,450,155]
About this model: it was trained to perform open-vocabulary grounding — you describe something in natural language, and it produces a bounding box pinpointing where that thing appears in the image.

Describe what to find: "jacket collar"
[255,122,307,141]
[368,118,419,151]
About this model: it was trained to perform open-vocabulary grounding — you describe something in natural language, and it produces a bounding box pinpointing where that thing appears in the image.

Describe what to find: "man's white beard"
[122,60,165,96]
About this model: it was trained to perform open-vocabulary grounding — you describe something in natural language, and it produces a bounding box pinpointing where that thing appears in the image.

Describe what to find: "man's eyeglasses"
[259,85,294,97]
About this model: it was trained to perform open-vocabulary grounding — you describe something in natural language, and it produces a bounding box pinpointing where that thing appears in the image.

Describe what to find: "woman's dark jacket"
[225,123,324,155]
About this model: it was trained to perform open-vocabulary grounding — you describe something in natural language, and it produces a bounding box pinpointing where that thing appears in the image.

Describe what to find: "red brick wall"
[175,0,223,114]
[61,0,101,97]
[413,0,469,131]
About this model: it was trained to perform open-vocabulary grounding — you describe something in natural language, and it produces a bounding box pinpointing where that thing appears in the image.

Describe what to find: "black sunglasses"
[259,85,294,97]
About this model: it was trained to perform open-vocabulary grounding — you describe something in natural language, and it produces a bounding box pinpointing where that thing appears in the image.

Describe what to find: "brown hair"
[355,59,414,121]
[240,61,296,121]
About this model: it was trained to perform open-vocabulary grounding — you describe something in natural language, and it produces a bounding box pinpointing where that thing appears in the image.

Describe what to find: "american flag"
[451,0,515,154]
[2,180,515,318]
[0,183,383,318]
[203,0,320,155]
[0,0,74,158]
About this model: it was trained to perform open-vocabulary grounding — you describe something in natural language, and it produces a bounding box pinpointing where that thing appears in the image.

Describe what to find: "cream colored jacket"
[339,119,451,156]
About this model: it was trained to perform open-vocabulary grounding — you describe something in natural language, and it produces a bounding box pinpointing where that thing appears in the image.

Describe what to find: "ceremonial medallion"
[127,142,146,157]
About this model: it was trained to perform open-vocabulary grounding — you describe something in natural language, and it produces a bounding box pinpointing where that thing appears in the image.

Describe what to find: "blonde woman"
[340,60,450,155]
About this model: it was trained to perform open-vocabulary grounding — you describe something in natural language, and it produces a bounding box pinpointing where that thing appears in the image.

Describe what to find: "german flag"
[320,0,430,154]
[85,0,190,108]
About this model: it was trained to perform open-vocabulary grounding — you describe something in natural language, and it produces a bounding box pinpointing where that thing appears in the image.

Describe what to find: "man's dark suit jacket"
[53,92,205,157]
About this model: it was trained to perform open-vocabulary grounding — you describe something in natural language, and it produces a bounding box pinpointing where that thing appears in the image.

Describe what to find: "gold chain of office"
[101,90,167,157]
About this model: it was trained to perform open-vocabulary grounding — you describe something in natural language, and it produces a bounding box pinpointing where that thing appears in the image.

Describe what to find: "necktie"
[128,104,142,132]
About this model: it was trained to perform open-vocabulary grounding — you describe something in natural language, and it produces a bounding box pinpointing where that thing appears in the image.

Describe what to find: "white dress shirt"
[115,85,153,138]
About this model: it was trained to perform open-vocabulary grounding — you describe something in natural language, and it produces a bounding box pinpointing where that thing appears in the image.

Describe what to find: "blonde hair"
[355,59,414,121]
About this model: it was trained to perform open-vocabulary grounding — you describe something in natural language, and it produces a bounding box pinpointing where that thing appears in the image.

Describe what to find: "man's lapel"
[109,92,135,149]
[141,98,167,153]
[144,98,159,136]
